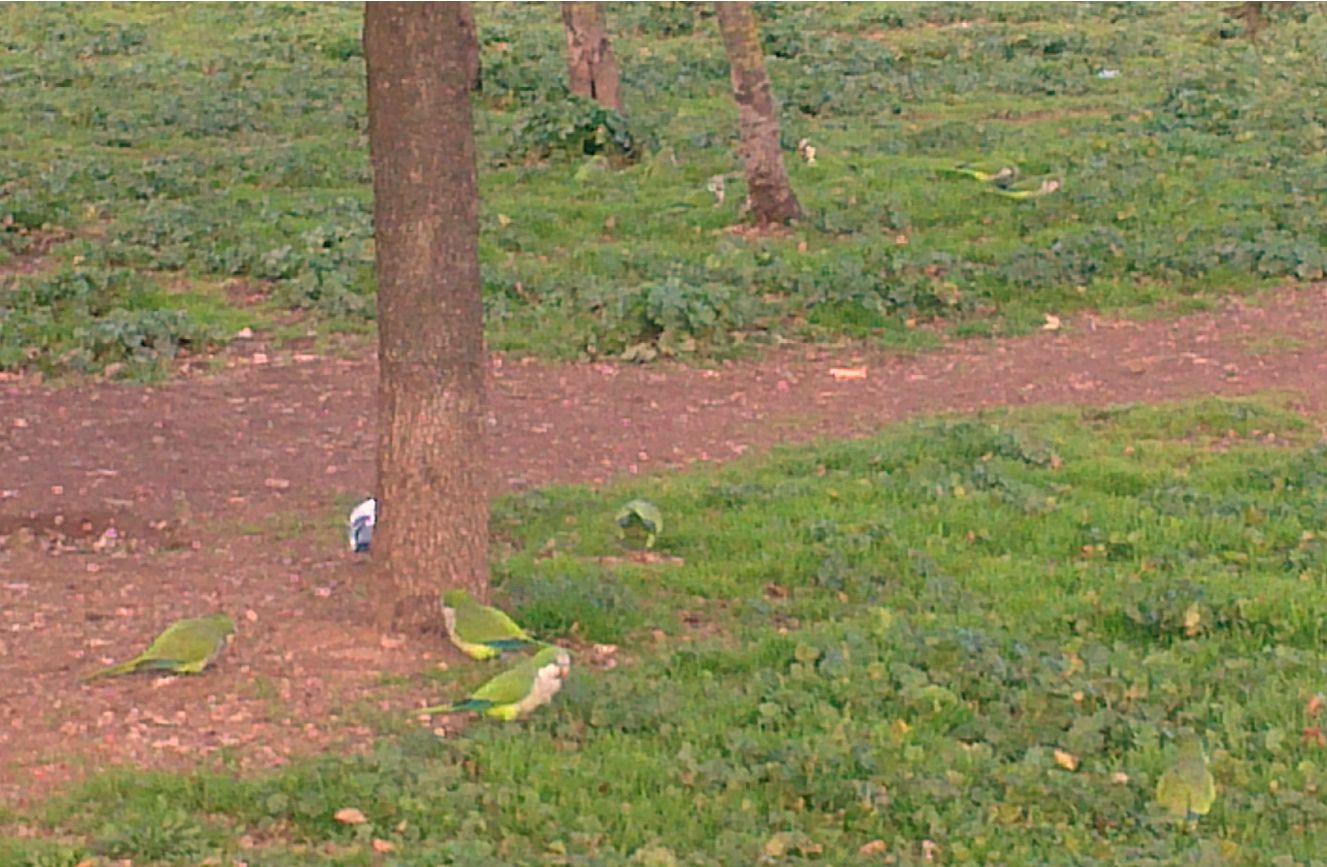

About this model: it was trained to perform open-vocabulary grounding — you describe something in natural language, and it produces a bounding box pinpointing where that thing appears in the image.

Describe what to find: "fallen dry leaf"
[1111,771,1130,784]
[1307,693,1325,718]
[334,807,368,825]
[859,839,888,856]
[372,838,396,853]
[1042,313,1062,331]
[1182,603,1202,637]
[1053,748,1079,771]
[828,366,868,381]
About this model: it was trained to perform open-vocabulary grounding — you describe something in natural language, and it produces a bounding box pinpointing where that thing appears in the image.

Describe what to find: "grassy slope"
[3,3,1327,376]
[8,397,1327,864]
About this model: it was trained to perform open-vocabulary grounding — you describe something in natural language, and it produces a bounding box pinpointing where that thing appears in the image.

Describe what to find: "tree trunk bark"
[458,2,482,92]
[714,2,801,225]
[560,2,623,112]
[364,2,489,635]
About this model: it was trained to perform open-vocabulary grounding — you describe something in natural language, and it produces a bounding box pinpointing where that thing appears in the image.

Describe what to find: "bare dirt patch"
[0,228,72,277]
[5,283,1327,803]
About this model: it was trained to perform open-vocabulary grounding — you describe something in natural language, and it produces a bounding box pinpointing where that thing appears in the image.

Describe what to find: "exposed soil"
[4,284,1327,805]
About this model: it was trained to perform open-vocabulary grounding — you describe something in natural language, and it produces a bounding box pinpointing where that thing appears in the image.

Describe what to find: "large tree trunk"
[714,2,801,225]
[560,2,623,112]
[364,2,489,635]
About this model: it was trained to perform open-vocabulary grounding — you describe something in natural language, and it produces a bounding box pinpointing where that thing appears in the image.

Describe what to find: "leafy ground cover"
[6,397,1327,864]
[4,3,1327,377]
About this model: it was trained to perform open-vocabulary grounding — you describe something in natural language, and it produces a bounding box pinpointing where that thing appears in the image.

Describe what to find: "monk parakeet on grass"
[989,177,1062,199]
[347,497,376,552]
[1155,734,1217,822]
[442,588,539,660]
[419,645,572,721]
[942,162,1018,183]
[616,499,662,548]
[84,614,235,681]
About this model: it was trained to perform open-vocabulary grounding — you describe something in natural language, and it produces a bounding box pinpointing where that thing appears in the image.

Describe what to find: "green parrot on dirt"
[418,645,572,721]
[616,499,663,549]
[989,176,1062,199]
[1155,734,1217,822]
[441,588,539,660]
[942,162,1018,183]
[84,613,235,681]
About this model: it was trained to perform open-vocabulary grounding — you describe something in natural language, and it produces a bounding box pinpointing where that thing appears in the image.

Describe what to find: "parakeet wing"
[1192,775,1216,815]
[942,164,1016,182]
[616,499,662,532]
[469,655,541,705]
[990,177,1061,199]
[1156,740,1216,818]
[145,616,233,662]
[86,614,233,680]
[457,602,532,644]
[1156,769,1215,818]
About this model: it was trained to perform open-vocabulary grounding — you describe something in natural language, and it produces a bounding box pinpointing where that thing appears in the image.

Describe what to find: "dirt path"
[3,284,1327,804]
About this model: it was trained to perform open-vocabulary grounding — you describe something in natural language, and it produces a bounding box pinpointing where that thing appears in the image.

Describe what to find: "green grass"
[4,3,1327,376]
[1242,334,1306,357]
[9,397,1327,863]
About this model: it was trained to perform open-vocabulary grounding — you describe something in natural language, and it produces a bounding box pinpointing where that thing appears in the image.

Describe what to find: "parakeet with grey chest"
[84,613,235,680]
[442,588,540,660]
[419,645,572,721]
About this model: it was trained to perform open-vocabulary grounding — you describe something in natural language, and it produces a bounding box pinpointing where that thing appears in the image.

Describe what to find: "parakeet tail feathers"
[84,656,185,681]
[83,657,144,681]
[447,699,494,713]
[484,638,537,651]
[418,699,494,715]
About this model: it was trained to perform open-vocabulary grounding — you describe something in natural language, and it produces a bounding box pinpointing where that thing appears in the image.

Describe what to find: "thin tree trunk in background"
[1226,2,1267,40]
[714,1,801,225]
[560,2,623,111]
[458,2,482,91]
[364,2,489,634]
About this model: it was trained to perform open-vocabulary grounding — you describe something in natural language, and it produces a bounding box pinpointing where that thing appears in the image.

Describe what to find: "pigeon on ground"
[348,497,376,552]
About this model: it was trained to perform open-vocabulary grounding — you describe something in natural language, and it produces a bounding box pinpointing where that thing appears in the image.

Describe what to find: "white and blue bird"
[348,497,376,552]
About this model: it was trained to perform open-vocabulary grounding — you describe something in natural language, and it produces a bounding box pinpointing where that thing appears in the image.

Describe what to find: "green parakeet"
[84,613,235,681]
[616,499,663,548]
[989,177,1062,199]
[942,163,1018,183]
[419,645,572,721]
[441,589,538,660]
[1155,734,1217,822]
